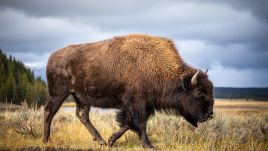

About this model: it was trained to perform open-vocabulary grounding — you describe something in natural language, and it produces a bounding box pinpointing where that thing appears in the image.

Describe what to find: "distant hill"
[214,87,268,101]
[0,49,48,106]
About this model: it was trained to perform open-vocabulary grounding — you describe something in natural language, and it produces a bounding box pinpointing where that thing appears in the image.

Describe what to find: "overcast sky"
[0,0,268,87]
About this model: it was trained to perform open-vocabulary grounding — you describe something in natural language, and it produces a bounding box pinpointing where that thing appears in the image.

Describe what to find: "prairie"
[0,99,268,151]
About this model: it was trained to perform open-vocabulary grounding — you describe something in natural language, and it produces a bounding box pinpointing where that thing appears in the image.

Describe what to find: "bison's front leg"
[130,102,154,148]
[110,102,154,148]
[108,125,129,146]
[136,121,154,148]
[74,95,107,145]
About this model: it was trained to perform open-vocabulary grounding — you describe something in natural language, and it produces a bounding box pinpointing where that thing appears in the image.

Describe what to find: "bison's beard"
[182,114,198,127]
[175,107,198,127]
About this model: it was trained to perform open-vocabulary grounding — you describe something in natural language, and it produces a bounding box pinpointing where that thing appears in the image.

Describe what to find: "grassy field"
[0,99,268,150]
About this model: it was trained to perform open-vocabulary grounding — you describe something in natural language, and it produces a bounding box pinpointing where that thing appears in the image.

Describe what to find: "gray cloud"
[178,40,268,70]
[218,0,268,22]
[1,0,267,20]
[209,63,268,87]
[0,0,152,18]
[0,0,267,87]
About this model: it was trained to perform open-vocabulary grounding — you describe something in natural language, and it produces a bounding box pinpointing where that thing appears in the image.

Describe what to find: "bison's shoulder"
[106,34,185,79]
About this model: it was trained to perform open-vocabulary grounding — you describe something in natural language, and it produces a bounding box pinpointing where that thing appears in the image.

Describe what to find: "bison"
[43,34,214,148]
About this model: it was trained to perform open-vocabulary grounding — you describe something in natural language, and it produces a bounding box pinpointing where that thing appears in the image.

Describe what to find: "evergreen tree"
[0,49,48,106]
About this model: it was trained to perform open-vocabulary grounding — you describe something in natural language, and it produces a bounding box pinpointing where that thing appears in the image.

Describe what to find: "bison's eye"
[192,88,202,97]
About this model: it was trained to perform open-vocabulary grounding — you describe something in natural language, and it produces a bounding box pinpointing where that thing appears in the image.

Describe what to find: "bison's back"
[75,35,183,81]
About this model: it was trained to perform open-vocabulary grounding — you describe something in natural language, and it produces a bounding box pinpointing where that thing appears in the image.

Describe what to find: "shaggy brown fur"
[43,34,214,148]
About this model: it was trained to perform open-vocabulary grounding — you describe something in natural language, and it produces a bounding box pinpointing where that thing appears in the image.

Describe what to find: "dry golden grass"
[214,99,268,114]
[0,100,268,151]
[0,103,21,111]
[62,101,76,107]
[215,99,268,106]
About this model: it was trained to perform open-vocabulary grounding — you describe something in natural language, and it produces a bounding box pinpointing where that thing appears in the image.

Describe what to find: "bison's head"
[178,69,214,127]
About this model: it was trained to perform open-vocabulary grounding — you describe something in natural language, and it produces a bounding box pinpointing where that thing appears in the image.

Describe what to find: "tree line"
[214,87,268,101]
[0,49,48,106]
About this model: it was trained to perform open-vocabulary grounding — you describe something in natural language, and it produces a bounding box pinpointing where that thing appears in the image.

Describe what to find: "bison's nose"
[208,111,214,119]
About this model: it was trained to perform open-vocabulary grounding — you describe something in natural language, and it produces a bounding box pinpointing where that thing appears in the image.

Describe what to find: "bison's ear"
[180,77,192,91]
[181,70,200,91]
[180,77,187,91]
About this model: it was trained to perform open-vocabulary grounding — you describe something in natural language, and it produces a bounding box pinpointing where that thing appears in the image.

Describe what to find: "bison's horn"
[191,70,199,86]
[205,69,208,75]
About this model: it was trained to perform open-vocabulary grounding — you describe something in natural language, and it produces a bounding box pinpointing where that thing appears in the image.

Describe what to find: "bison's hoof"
[98,139,107,146]
[42,138,49,143]
[142,143,155,149]
[92,137,97,141]
[108,137,114,147]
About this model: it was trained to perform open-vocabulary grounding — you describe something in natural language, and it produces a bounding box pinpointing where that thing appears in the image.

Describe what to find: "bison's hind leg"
[43,94,67,143]
[73,94,107,146]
